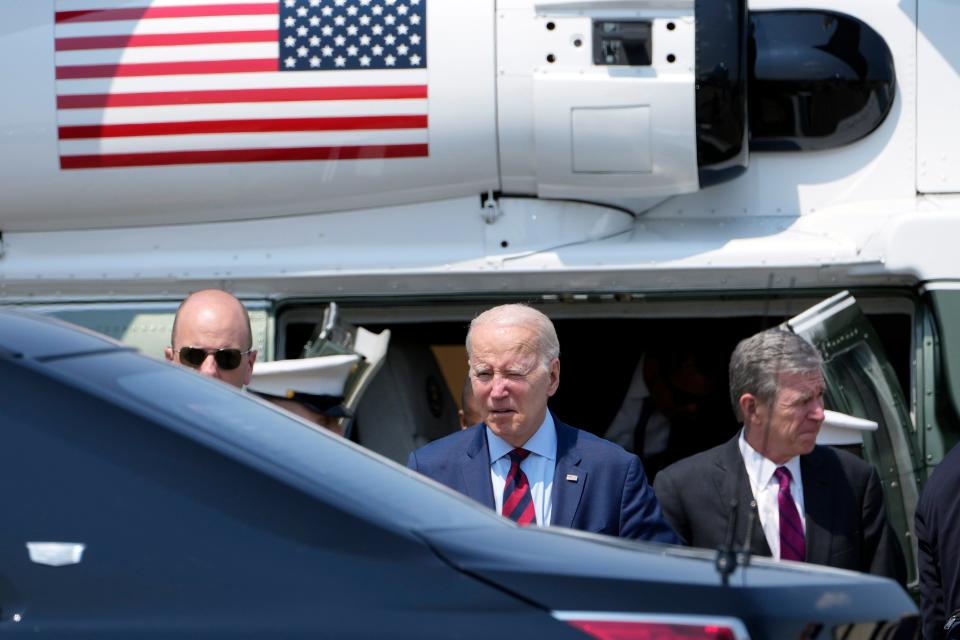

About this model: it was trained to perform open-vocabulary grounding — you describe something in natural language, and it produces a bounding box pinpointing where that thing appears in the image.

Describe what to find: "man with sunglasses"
[164,289,257,388]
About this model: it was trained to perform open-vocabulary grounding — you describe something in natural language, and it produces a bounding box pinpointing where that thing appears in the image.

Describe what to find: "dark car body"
[0,310,918,638]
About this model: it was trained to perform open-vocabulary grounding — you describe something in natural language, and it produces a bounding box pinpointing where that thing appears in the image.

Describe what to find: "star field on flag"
[279,0,426,71]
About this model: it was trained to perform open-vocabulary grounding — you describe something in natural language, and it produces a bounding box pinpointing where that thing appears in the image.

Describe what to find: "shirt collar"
[738,428,802,490]
[486,411,557,464]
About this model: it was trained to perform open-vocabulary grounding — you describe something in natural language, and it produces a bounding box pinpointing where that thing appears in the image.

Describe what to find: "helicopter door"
[785,291,921,586]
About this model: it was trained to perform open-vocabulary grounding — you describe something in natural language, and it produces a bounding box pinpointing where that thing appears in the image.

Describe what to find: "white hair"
[465,303,560,369]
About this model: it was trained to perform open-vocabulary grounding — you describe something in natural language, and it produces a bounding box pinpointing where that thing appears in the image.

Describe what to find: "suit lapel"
[716,437,771,556]
[800,448,833,565]
[459,426,495,510]
[551,420,586,528]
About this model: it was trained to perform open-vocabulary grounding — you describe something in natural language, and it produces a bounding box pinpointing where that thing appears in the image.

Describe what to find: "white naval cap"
[247,354,360,416]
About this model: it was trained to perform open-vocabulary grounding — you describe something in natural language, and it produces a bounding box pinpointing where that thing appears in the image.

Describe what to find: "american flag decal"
[54,0,429,169]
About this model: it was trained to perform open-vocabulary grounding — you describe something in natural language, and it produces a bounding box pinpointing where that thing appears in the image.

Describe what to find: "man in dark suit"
[916,442,960,639]
[654,328,905,581]
[408,304,679,543]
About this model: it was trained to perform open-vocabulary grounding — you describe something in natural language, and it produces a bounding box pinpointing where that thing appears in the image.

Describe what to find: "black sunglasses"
[176,346,252,371]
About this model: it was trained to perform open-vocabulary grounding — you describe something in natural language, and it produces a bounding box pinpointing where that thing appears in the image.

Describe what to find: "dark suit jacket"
[407,418,681,544]
[653,435,905,582]
[916,442,960,640]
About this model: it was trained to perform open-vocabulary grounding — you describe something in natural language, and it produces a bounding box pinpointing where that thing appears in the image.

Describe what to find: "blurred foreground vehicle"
[2,2,957,588]
[0,311,919,638]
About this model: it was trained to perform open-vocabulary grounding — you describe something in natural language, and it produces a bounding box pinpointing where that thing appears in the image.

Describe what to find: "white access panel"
[572,106,652,173]
[917,0,960,193]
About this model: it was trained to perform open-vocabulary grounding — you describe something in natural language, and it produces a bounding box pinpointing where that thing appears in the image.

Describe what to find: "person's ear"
[164,346,175,362]
[739,393,762,427]
[547,358,560,397]
[242,350,258,386]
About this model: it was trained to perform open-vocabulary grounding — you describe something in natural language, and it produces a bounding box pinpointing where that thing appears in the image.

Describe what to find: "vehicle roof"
[1,308,506,537]
[0,308,130,361]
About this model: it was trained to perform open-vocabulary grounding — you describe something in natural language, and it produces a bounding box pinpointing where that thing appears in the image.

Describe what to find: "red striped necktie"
[502,448,536,525]
[774,466,806,562]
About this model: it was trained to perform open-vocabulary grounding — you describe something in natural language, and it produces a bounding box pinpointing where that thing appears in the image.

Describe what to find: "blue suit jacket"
[407,418,680,544]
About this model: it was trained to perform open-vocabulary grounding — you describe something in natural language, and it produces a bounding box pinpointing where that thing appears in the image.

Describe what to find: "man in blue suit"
[407,304,680,543]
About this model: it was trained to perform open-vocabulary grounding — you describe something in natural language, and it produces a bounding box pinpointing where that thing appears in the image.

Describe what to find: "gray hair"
[728,328,822,420]
[465,304,560,370]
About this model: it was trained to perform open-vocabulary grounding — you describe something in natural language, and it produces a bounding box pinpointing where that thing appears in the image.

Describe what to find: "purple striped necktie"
[502,448,536,525]
[774,466,806,562]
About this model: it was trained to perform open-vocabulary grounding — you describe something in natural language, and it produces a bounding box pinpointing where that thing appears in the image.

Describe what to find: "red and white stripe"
[54,0,429,169]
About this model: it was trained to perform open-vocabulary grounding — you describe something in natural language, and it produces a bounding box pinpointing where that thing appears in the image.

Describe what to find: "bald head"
[164,289,256,388]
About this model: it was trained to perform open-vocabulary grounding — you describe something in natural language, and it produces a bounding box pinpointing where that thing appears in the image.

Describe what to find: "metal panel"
[787,291,921,586]
[27,302,273,361]
[917,0,960,192]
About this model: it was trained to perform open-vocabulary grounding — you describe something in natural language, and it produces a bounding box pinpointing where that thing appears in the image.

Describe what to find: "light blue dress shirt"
[487,412,557,526]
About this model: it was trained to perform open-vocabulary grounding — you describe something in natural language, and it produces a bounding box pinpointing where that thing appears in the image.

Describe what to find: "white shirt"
[738,429,806,560]
[603,355,671,455]
[487,412,557,526]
